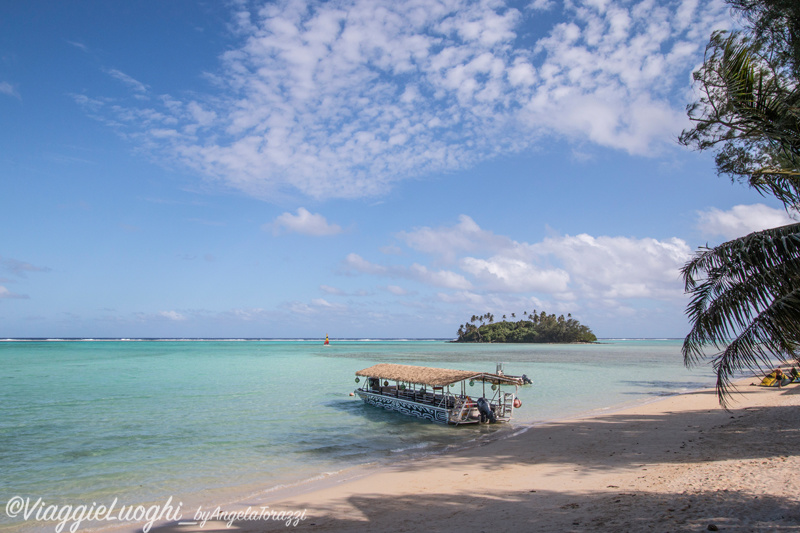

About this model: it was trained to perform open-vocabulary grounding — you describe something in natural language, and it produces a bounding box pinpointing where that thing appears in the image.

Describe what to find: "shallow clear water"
[0,339,713,531]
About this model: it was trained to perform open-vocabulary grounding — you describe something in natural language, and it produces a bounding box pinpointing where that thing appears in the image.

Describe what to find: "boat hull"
[355,390,450,424]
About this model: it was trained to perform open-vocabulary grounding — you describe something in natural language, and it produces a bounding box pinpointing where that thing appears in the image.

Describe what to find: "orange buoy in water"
[513,398,522,408]
[349,392,355,396]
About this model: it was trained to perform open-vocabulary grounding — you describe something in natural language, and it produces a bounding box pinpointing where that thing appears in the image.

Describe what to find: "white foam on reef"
[600,337,681,341]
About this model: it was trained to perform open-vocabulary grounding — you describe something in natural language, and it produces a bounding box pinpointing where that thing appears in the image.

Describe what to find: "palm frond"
[682,223,800,403]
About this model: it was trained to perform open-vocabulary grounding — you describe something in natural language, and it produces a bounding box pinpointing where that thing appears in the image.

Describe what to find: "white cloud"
[283,301,316,316]
[159,310,186,321]
[0,257,51,278]
[533,233,692,300]
[320,284,346,295]
[106,69,149,94]
[344,253,472,289]
[394,214,690,299]
[186,101,216,127]
[320,284,370,297]
[379,244,404,255]
[284,298,347,315]
[409,263,473,289]
[225,308,268,321]
[386,285,408,295]
[348,216,692,312]
[437,290,485,305]
[397,214,511,262]
[266,207,342,236]
[0,82,20,99]
[460,256,570,292]
[528,0,556,11]
[67,40,89,53]
[0,286,28,299]
[83,0,730,201]
[344,253,387,275]
[697,203,797,240]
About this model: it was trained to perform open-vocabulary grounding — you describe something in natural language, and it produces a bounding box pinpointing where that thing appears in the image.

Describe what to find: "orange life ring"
[513,398,522,408]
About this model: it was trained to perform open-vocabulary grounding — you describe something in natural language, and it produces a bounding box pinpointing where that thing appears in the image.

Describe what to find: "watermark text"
[5,496,307,532]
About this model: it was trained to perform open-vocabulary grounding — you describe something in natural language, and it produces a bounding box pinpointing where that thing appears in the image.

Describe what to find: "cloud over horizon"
[344,215,692,316]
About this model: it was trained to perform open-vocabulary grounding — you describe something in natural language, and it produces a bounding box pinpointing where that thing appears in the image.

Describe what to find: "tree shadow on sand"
[404,387,800,474]
[146,487,800,533]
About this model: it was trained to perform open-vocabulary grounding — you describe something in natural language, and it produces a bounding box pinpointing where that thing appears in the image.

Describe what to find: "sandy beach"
[144,378,800,533]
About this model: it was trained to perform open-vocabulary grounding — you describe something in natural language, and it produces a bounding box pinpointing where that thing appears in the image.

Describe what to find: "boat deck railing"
[362,386,457,409]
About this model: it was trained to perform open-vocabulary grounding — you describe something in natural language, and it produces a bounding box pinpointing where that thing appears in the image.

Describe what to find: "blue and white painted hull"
[355,390,450,424]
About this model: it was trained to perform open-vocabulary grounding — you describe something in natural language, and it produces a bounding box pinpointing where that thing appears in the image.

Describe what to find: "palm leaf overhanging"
[682,223,800,403]
[680,23,800,404]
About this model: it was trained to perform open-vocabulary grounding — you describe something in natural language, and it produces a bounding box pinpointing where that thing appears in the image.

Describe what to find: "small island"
[455,311,597,343]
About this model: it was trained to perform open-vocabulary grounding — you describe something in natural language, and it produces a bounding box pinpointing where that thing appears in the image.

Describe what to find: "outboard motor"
[476,397,496,423]
[521,374,533,385]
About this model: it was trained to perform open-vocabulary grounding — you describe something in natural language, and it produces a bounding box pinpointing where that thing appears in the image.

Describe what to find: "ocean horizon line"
[0,337,683,342]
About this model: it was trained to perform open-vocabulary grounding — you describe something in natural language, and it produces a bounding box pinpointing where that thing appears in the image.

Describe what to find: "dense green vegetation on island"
[455,311,597,343]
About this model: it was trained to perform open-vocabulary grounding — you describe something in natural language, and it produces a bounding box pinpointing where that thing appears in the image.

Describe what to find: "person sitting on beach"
[791,367,800,382]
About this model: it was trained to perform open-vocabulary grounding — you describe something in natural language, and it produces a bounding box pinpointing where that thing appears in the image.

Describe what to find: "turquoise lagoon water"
[0,339,714,530]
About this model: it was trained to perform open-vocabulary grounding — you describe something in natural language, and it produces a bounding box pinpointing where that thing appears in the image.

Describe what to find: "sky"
[1,0,796,339]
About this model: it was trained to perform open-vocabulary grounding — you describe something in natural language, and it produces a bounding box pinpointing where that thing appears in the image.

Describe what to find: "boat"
[493,362,532,385]
[516,374,533,385]
[324,334,329,346]
[354,363,523,425]
[759,369,791,387]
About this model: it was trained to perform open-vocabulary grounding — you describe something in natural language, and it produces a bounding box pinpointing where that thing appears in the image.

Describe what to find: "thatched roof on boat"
[355,363,522,387]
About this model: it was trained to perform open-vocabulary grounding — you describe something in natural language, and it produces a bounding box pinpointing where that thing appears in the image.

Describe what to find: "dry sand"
[150,381,800,533]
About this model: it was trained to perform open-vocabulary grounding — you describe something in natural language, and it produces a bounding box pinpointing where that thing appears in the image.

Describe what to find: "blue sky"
[1,0,795,339]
